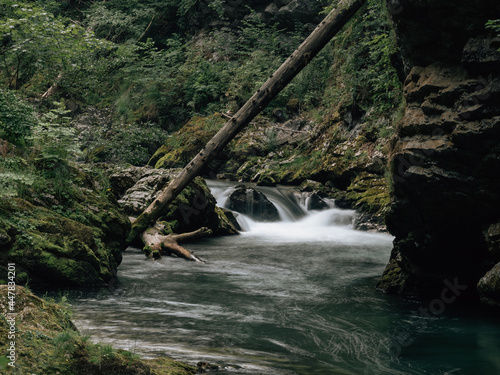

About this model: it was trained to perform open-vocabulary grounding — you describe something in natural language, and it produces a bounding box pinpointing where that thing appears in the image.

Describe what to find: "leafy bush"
[0,88,34,146]
[79,119,168,166]
[323,0,402,117]
[0,1,111,93]
[486,20,500,51]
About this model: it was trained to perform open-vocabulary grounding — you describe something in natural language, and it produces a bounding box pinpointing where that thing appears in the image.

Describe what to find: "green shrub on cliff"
[0,88,34,147]
[486,19,500,50]
[324,0,402,116]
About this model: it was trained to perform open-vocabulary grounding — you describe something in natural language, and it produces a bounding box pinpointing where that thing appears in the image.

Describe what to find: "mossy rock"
[0,192,129,288]
[344,172,390,215]
[150,114,225,169]
[160,177,239,236]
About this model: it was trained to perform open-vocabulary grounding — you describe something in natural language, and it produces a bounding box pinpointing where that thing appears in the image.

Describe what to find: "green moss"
[158,221,176,235]
[345,173,390,214]
[152,114,225,169]
[143,245,152,257]
[376,258,410,294]
[0,192,129,287]
[147,357,197,375]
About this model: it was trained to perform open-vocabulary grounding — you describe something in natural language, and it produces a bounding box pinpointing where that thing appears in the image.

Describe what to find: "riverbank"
[0,285,199,374]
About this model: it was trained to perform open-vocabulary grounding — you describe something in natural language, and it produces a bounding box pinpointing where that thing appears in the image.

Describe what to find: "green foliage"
[323,0,402,116]
[486,19,500,33]
[34,101,80,162]
[85,3,154,43]
[0,88,34,146]
[0,158,35,198]
[79,120,168,165]
[486,20,500,51]
[0,1,111,93]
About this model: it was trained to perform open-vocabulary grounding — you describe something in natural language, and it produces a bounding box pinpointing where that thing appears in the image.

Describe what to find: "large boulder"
[227,186,280,222]
[116,167,180,215]
[116,167,240,236]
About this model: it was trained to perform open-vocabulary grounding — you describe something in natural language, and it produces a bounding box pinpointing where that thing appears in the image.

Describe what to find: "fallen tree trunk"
[128,0,367,243]
[141,224,212,262]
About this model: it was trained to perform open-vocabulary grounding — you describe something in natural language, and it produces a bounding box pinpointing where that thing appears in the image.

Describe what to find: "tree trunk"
[141,224,212,263]
[128,0,367,242]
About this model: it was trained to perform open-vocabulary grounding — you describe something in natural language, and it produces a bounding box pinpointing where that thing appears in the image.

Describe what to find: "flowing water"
[69,181,500,375]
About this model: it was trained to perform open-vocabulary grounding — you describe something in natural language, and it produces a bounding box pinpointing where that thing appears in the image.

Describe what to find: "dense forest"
[1,0,500,373]
[0,0,405,284]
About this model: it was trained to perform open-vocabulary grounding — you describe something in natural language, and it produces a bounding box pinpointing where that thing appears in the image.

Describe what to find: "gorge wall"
[378,0,500,306]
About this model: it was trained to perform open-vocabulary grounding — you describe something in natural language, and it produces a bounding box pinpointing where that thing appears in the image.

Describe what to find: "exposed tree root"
[141,223,212,263]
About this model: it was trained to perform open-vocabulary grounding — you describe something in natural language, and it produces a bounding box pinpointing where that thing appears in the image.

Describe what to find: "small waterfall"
[207,180,355,232]
[257,186,307,221]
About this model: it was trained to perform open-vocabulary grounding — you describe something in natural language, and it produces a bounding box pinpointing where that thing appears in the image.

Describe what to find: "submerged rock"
[228,186,280,222]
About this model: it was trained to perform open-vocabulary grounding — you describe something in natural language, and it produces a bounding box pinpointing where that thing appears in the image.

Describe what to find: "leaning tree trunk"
[128,0,367,243]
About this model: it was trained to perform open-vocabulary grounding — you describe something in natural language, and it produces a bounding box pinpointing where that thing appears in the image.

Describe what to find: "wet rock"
[462,36,500,74]
[299,179,324,192]
[334,197,355,210]
[197,361,220,373]
[353,212,387,233]
[307,193,329,211]
[109,166,154,198]
[0,193,130,288]
[228,186,280,222]
[478,262,500,309]
[485,222,500,264]
[255,173,277,187]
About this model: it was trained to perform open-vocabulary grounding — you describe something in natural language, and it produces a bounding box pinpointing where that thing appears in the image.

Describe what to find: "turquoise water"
[69,185,500,375]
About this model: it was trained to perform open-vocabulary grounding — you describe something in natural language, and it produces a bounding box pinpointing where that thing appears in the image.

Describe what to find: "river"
[69,181,500,374]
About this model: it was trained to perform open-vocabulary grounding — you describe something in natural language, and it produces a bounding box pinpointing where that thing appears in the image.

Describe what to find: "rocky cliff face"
[378,0,500,304]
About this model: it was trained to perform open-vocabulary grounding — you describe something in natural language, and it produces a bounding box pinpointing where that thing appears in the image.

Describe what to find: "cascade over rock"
[378,0,500,303]
[228,186,281,222]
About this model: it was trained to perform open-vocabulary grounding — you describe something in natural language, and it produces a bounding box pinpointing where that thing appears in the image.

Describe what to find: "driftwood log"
[128,0,366,244]
[141,223,212,263]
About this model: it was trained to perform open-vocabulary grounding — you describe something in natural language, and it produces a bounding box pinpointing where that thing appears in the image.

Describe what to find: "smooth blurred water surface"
[68,183,500,375]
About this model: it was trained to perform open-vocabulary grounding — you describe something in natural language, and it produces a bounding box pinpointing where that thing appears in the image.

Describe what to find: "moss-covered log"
[128,0,367,242]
